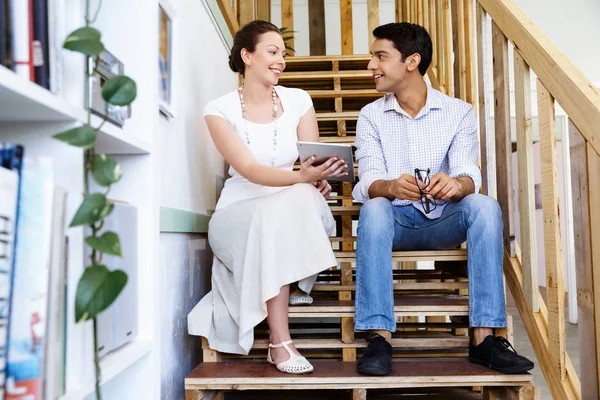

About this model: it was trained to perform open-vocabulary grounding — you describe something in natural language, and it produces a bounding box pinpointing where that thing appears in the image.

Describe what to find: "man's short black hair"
[372,23,433,76]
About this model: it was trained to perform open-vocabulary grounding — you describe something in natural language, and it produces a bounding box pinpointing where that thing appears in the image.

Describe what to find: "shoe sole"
[468,357,534,374]
[357,365,391,376]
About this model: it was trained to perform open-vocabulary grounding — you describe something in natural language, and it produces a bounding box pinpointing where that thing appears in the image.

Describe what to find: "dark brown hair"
[229,20,281,76]
[373,23,432,76]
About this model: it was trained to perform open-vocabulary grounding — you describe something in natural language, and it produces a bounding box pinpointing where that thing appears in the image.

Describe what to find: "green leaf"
[70,193,114,227]
[85,231,122,257]
[282,36,294,41]
[285,44,296,53]
[75,265,127,322]
[53,126,97,149]
[92,155,123,187]
[101,76,137,106]
[63,27,105,56]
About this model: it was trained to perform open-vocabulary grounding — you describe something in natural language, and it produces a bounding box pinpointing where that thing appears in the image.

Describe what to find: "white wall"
[157,0,236,215]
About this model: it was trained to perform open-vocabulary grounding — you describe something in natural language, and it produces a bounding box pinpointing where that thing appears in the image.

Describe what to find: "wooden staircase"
[185,54,535,399]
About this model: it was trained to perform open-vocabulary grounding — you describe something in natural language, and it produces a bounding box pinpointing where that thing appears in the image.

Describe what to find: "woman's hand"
[299,156,348,183]
[313,180,332,199]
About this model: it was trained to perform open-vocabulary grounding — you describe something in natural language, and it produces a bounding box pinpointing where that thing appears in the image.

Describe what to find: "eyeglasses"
[414,168,437,215]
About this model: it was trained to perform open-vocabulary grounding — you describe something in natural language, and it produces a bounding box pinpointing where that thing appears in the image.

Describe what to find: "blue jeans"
[354,194,507,332]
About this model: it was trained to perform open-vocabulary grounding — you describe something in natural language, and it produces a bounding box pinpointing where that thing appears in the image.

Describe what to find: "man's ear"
[406,53,422,73]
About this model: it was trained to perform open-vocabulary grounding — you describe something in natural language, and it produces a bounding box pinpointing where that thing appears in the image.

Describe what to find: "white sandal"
[267,340,314,374]
[289,288,313,306]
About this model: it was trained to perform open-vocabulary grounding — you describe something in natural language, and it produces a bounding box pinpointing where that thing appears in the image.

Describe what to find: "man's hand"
[388,173,422,201]
[425,172,464,201]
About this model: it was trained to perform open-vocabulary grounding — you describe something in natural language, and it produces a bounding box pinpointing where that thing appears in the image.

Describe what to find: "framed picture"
[159,0,176,119]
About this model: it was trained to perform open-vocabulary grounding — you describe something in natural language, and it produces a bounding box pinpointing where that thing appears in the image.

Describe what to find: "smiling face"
[242,31,287,86]
[368,38,421,93]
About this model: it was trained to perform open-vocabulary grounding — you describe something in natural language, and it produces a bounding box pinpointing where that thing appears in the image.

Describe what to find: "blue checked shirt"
[352,85,481,219]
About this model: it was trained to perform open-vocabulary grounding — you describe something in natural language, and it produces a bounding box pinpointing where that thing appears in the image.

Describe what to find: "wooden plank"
[428,0,437,76]
[476,4,488,195]
[312,281,469,291]
[185,390,220,400]
[308,0,326,56]
[281,0,294,55]
[503,253,579,399]
[284,54,371,63]
[514,50,539,312]
[492,23,515,256]
[239,0,255,27]
[570,122,599,399]
[353,388,367,400]
[256,0,270,22]
[316,111,360,121]
[185,359,532,388]
[537,79,566,380]
[307,89,382,99]
[442,0,453,96]
[249,337,469,349]
[340,0,354,55]
[368,0,379,47]
[216,0,240,35]
[484,386,539,400]
[478,0,600,157]
[454,0,466,101]
[464,0,476,107]
[332,61,348,138]
[588,139,600,397]
[395,0,403,22]
[280,70,372,79]
[202,337,222,362]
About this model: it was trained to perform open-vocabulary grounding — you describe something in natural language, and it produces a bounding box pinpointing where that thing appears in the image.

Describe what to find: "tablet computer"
[296,141,355,182]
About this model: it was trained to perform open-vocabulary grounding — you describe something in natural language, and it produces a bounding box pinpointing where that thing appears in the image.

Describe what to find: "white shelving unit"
[0,0,160,398]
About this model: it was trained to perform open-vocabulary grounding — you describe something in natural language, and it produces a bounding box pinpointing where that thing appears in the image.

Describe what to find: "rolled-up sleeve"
[352,107,394,203]
[448,107,481,193]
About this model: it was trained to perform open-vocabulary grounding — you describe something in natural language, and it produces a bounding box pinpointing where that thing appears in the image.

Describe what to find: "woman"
[187,20,347,375]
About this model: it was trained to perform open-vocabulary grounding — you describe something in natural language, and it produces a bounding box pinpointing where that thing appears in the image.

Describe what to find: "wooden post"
[442,0,453,97]
[340,180,355,362]
[463,0,476,107]
[395,0,404,22]
[570,120,600,400]
[452,0,466,101]
[239,0,255,27]
[537,79,566,380]
[202,337,222,362]
[514,50,539,312]
[256,0,270,21]
[308,0,326,55]
[476,4,492,196]
[367,0,379,48]
[483,385,539,400]
[340,0,353,55]
[353,388,367,400]
[491,22,515,256]
[281,0,294,55]
[185,390,221,400]
[332,61,346,137]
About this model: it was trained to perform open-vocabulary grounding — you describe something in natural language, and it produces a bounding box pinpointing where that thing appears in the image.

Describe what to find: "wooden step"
[316,111,360,121]
[280,70,373,80]
[312,281,469,292]
[334,249,468,263]
[185,359,532,390]
[307,89,383,99]
[248,336,468,350]
[288,296,468,318]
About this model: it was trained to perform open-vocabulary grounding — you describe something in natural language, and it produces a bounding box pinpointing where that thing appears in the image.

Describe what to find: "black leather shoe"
[469,335,534,374]
[356,333,393,376]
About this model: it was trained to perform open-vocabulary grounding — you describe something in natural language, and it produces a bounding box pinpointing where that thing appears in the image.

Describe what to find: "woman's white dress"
[187,86,337,354]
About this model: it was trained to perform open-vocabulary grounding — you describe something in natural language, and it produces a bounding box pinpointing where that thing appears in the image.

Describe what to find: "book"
[6,157,54,400]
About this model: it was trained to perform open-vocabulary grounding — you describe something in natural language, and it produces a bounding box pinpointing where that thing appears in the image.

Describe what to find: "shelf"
[58,339,153,400]
[92,115,152,155]
[0,65,86,122]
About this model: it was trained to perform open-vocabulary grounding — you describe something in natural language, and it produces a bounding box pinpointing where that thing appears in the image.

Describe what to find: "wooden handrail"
[217,0,239,35]
[478,0,600,157]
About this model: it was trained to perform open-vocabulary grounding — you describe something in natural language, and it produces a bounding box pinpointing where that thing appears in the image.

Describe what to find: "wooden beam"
[492,22,515,256]
[281,0,294,55]
[503,254,579,399]
[428,0,438,77]
[340,0,353,54]
[514,50,539,312]
[483,386,539,400]
[476,4,492,196]
[571,120,599,398]
[216,0,240,35]
[367,0,379,48]
[256,0,270,21]
[587,137,600,396]
[308,0,326,55]
[395,0,403,22]
[538,79,567,380]
[442,0,453,96]
[478,0,600,157]
[464,0,476,107]
[454,0,466,101]
[239,0,255,27]
[353,389,367,400]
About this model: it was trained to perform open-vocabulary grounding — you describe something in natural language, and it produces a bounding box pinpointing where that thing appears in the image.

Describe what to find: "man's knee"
[462,193,502,224]
[358,197,394,232]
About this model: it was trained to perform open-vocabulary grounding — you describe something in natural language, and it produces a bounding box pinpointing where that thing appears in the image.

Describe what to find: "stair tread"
[285,55,372,63]
[185,359,532,388]
[316,111,360,121]
[249,337,469,349]
[280,70,373,79]
[334,248,468,262]
[312,281,469,291]
[307,89,383,98]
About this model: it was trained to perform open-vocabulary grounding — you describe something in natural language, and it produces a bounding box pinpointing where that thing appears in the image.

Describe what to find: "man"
[352,22,534,376]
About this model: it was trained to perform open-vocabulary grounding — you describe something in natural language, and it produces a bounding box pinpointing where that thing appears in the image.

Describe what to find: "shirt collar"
[383,84,444,118]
